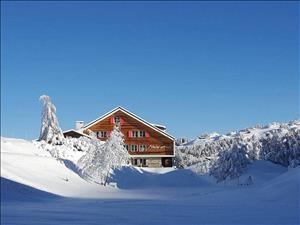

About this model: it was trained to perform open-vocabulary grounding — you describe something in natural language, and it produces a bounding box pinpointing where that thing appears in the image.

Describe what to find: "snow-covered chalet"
[63,106,175,167]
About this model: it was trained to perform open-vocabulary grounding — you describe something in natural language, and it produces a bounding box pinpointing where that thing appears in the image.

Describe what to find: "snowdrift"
[110,167,212,189]
[260,166,300,201]
[1,137,143,199]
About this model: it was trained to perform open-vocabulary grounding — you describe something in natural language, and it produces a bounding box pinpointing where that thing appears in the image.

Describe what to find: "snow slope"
[2,164,299,225]
[0,137,145,199]
[1,137,299,225]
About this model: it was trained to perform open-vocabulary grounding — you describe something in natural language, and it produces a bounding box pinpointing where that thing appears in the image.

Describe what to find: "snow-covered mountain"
[176,120,300,180]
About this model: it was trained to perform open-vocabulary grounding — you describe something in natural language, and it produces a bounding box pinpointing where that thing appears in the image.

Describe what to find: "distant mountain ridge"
[176,120,300,181]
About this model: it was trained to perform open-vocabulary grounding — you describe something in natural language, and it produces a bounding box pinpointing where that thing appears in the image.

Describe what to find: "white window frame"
[139,130,146,137]
[132,130,139,138]
[131,145,138,152]
[124,144,129,151]
[114,116,120,124]
[97,131,107,138]
[139,145,147,152]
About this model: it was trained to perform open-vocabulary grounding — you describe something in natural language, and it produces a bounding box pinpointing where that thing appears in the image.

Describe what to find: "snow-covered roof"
[83,106,175,140]
[63,129,91,139]
[151,123,166,130]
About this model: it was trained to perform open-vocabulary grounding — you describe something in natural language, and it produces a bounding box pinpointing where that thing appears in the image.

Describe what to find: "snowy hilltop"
[176,120,300,182]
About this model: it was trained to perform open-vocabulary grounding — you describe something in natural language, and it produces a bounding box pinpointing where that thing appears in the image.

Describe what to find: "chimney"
[75,121,84,130]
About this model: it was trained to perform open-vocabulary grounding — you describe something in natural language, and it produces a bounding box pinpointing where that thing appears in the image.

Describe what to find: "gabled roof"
[83,106,175,140]
[63,129,92,139]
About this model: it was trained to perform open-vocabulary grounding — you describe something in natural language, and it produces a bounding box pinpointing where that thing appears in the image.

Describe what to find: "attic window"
[114,116,120,124]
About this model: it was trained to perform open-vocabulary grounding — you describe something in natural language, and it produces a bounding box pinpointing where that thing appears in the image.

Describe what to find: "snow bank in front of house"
[136,166,176,174]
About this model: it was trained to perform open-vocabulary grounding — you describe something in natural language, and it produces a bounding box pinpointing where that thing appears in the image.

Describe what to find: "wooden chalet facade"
[63,107,175,167]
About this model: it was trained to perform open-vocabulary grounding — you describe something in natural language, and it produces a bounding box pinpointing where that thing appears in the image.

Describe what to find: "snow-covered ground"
[0,137,146,199]
[1,137,299,225]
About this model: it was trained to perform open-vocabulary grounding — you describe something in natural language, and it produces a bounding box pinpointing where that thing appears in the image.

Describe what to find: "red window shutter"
[110,117,114,124]
[120,117,125,125]
[128,130,132,138]
[145,132,150,138]
[107,131,111,137]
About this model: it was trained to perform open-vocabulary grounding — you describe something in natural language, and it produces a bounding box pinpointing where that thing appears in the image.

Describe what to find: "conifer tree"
[38,95,64,145]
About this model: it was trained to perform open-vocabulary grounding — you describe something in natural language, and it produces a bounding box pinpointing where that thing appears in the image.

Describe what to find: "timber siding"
[84,110,174,156]
[64,106,175,167]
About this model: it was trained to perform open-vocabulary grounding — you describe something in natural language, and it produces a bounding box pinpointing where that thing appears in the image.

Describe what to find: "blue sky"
[1,1,299,140]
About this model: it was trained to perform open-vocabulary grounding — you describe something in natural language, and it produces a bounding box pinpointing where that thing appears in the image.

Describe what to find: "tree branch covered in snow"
[35,136,94,163]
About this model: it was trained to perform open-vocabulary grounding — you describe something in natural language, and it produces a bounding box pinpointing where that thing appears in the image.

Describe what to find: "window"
[131,158,146,167]
[114,116,120,124]
[131,145,138,152]
[124,144,129,151]
[140,158,146,167]
[97,131,107,138]
[139,131,146,137]
[132,130,139,138]
[129,130,149,138]
[139,145,147,152]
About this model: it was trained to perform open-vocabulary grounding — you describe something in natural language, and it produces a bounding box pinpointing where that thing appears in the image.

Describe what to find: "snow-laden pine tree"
[210,142,250,183]
[261,126,300,167]
[38,95,64,145]
[176,120,300,179]
[77,125,130,185]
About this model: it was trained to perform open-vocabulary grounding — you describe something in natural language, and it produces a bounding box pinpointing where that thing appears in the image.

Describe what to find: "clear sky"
[1,1,299,140]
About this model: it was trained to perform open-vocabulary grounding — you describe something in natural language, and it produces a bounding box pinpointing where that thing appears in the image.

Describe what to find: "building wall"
[146,158,162,167]
[84,111,174,156]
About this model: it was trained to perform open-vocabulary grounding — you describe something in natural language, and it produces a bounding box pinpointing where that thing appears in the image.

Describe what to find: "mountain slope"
[176,120,300,177]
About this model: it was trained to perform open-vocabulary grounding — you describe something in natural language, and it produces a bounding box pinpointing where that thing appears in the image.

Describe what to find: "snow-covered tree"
[176,120,300,182]
[210,142,250,183]
[38,95,64,145]
[77,125,130,185]
[260,126,300,167]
